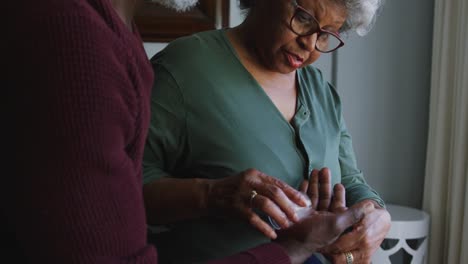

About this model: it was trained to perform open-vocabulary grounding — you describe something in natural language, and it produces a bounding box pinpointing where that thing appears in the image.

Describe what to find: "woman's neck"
[228,22,295,83]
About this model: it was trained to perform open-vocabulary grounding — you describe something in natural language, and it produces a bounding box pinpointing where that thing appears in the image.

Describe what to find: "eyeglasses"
[289,0,345,53]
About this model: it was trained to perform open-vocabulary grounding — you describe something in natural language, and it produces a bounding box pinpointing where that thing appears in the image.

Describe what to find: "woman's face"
[251,0,347,73]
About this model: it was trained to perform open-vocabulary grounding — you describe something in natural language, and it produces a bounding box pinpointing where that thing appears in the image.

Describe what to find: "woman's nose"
[297,33,318,51]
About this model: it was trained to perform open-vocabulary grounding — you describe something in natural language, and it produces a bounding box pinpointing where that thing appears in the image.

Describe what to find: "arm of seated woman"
[143,168,310,239]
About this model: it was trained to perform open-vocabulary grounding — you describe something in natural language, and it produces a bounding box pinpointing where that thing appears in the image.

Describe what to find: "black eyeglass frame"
[289,0,345,53]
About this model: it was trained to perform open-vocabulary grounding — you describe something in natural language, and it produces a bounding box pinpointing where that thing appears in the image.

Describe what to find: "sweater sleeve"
[10,1,157,263]
[330,85,385,208]
[338,116,386,208]
[207,243,291,264]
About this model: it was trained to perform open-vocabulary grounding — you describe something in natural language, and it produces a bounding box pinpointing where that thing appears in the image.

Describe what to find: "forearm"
[143,177,211,224]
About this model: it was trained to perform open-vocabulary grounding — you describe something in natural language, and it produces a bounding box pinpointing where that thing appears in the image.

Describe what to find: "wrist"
[357,199,384,209]
[368,199,384,209]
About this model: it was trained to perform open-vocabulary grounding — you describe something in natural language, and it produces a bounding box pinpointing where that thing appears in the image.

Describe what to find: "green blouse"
[143,29,384,263]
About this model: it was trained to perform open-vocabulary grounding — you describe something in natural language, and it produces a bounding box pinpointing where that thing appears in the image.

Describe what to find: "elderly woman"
[143,0,391,263]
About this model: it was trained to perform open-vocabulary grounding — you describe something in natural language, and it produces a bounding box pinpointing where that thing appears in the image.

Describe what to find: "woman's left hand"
[320,200,391,264]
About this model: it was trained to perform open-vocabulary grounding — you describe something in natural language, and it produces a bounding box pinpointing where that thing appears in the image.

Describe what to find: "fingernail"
[270,231,277,239]
[301,197,307,205]
[297,194,308,206]
[292,212,299,222]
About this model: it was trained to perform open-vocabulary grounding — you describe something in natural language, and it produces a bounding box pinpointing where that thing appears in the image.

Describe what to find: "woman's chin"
[276,65,299,74]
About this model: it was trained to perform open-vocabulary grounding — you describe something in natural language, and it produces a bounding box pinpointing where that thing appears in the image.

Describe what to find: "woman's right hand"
[206,168,309,239]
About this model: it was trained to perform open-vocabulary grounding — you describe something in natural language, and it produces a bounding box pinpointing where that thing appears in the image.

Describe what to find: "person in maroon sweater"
[5,0,372,263]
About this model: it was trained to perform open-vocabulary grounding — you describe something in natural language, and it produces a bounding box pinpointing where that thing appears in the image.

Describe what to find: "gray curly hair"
[150,0,199,12]
[341,0,384,36]
[239,0,385,36]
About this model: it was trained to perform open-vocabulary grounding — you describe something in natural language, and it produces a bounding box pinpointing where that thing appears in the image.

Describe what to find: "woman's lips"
[285,51,304,68]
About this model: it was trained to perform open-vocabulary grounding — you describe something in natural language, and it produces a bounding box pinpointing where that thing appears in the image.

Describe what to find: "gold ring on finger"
[249,190,258,207]
[344,251,354,264]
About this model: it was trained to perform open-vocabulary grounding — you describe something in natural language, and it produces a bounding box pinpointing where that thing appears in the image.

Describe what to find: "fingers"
[251,193,291,229]
[272,179,309,208]
[335,201,374,232]
[327,250,366,264]
[324,203,390,255]
[299,179,308,193]
[239,206,277,239]
[255,182,301,222]
[320,228,361,254]
[308,168,345,212]
[307,169,319,209]
[251,171,311,223]
[317,168,332,210]
[330,184,346,212]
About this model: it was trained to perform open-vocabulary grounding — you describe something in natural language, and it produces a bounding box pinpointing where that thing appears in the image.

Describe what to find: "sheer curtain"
[422,0,468,263]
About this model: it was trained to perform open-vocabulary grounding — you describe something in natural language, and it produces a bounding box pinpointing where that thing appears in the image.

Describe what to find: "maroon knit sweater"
[6,0,291,263]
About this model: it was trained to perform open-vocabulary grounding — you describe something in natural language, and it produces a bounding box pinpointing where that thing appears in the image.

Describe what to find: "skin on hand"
[300,168,342,211]
[320,200,391,264]
[277,201,374,264]
[283,167,349,240]
[299,167,391,263]
[206,168,309,239]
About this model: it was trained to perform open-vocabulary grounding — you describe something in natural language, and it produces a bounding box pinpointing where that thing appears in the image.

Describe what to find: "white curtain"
[422,0,468,263]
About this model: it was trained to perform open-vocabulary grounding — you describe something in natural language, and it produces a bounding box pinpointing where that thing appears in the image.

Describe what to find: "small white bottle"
[268,198,313,230]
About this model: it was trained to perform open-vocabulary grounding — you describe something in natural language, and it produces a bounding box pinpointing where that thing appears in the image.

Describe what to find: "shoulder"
[15,0,131,47]
[151,30,228,67]
[150,30,233,90]
[16,0,111,25]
